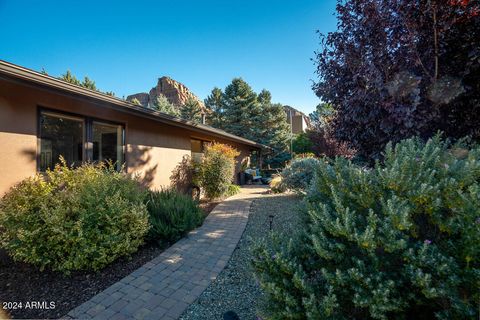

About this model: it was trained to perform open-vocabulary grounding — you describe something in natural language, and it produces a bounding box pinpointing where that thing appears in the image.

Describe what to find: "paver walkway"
[67,186,267,320]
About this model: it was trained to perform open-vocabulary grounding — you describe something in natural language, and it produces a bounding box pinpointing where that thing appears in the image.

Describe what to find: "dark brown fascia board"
[0,59,269,150]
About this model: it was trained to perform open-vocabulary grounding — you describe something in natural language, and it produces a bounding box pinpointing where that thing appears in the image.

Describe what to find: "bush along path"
[180,193,305,320]
[66,186,267,320]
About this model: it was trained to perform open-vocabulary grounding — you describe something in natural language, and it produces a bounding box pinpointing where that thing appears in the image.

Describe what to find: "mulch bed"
[0,203,218,319]
[0,242,164,319]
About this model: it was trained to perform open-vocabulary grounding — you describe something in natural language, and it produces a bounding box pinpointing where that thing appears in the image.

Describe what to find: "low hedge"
[0,160,149,273]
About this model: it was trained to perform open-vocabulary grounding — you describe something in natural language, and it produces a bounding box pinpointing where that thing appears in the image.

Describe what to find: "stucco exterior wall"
[0,80,256,196]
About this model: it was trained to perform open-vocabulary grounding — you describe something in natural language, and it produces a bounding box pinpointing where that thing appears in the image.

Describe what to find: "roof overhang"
[0,60,269,150]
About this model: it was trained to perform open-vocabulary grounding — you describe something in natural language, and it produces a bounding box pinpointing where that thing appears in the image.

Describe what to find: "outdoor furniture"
[244,168,262,184]
[261,177,272,185]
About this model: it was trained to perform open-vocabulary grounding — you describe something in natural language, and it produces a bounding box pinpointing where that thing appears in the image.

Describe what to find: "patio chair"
[244,168,262,184]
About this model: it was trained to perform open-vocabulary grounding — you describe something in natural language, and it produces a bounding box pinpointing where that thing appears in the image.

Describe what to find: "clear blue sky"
[0,0,337,114]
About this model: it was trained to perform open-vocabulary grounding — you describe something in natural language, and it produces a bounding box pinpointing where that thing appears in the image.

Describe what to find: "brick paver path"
[67,186,267,320]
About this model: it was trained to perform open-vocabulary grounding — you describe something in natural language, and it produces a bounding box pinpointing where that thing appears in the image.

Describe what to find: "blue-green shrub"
[281,157,320,193]
[146,189,204,244]
[0,160,149,273]
[253,136,480,319]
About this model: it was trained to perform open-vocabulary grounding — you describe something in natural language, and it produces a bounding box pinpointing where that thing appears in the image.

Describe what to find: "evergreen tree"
[152,94,180,117]
[81,76,97,91]
[130,98,141,105]
[292,133,314,155]
[257,91,291,166]
[309,102,334,128]
[206,80,292,166]
[222,78,260,141]
[180,97,203,123]
[60,70,81,86]
[57,70,115,96]
[204,87,225,128]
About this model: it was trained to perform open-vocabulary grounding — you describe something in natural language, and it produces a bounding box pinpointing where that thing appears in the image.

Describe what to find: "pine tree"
[204,87,225,128]
[206,80,293,166]
[309,102,334,128]
[60,70,81,86]
[256,90,291,166]
[81,76,97,91]
[180,97,203,123]
[222,78,260,141]
[152,94,180,117]
[130,98,141,105]
[58,70,115,95]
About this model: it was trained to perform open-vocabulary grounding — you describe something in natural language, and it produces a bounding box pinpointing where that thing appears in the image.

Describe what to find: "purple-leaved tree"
[314,0,480,159]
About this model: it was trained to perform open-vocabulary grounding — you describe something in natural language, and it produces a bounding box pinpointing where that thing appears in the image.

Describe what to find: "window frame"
[190,137,211,162]
[37,106,126,172]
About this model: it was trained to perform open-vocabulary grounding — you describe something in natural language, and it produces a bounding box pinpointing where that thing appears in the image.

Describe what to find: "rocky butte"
[127,76,205,110]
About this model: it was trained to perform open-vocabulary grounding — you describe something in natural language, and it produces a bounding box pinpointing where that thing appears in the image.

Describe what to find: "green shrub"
[225,184,241,197]
[198,143,240,199]
[269,175,286,193]
[146,189,204,244]
[0,160,149,273]
[253,135,480,319]
[281,157,320,193]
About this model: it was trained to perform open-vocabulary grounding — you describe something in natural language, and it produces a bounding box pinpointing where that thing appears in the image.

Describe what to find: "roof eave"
[0,60,268,150]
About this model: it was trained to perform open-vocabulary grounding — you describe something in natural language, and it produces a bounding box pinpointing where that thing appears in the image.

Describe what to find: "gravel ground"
[180,193,305,320]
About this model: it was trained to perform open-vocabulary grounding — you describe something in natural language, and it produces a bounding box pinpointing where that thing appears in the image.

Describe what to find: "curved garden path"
[66,186,268,320]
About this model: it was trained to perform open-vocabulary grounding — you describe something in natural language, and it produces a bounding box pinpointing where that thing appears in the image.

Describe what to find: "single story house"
[0,60,265,196]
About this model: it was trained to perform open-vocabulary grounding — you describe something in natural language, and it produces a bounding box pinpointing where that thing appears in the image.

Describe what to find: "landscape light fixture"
[269,214,275,231]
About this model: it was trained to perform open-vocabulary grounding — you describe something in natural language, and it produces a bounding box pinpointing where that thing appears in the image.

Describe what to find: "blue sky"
[0,0,337,114]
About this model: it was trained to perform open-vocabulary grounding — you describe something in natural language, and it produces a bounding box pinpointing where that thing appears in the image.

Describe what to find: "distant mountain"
[127,76,205,110]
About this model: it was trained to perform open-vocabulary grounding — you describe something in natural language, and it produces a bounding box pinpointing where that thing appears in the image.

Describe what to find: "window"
[40,112,84,171]
[191,139,204,162]
[39,110,125,171]
[92,121,124,171]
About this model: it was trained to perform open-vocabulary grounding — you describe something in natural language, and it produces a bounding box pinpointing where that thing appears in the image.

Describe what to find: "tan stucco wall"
[0,80,256,196]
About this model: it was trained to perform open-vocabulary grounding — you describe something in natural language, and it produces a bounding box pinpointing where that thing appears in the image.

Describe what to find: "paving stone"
[165,301,189,318]
[86,304,106,317]
[109,299,129,313]
[92,307,116,319]
[151,305,168,317]
[139,282,153,291]
[138,291,155,303]
[133,307,152,320]
[110,312,129,320]
[119,301,143,317]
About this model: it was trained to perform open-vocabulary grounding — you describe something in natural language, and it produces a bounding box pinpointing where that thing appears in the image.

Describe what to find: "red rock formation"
[127,76,205,110]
